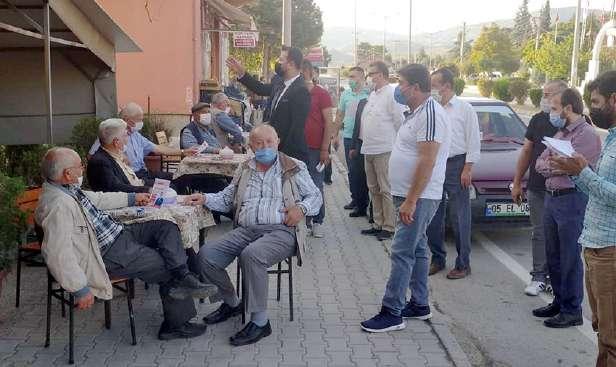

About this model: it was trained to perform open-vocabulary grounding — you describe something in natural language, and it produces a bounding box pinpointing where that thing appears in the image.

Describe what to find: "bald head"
[41,147,82,183]
[249,125,278,143]
[544,80,568,95]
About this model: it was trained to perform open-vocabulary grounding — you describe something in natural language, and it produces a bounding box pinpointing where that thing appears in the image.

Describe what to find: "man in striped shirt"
[361,64,451,333]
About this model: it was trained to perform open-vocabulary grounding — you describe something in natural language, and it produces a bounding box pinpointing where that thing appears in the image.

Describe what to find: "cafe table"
[173,153,250,179]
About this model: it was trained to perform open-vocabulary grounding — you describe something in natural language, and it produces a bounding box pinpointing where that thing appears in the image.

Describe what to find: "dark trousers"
[343,138,354,199]
[102,220,196,329]
[427,154,472,270]
[136,168,173,185]
[307,148,326,224]
[544,191,587,315]
[348,141,369,211]
[324,161,332,183]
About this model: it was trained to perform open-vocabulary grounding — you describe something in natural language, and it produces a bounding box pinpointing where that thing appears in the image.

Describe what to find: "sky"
[313,0,616,35]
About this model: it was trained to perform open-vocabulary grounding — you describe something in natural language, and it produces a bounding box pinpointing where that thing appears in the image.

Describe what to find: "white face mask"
[431,89,443,104]
[76,176,83,188]
[540,98,551,114]
[224,107,232,114]
[133,121,144,131]
[199,113,212,126]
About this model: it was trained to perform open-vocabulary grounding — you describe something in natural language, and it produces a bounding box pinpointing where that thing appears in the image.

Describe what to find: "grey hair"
[545,80,568,93]
[99,118,127,145]
[41,147,80,181]
[211,92,229,106]
[249,124,278,143]
[119,102,143,120]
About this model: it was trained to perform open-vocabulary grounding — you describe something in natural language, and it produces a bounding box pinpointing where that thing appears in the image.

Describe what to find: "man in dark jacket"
[348,98,370,218]
[226,46,311,163]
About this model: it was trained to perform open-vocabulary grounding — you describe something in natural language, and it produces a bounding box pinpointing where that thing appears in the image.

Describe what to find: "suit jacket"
[351,98,369,151]
[239,73,311,163]
[87,148,150,193]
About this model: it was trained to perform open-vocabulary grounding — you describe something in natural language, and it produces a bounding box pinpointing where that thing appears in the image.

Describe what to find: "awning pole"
[43,0,53,144]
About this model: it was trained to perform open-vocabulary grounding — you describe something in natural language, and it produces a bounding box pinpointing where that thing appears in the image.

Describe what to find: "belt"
[546,188,577,197]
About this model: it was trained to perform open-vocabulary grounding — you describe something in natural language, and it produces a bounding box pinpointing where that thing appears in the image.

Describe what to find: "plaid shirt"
[63,185,124,250]
[574,128,616,248]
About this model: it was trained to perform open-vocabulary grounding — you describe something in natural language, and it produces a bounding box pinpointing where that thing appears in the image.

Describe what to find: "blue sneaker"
[360,307,406,333]
[401,301,432,320]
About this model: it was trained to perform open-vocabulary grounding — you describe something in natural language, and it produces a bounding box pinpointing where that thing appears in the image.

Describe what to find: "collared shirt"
[89,132,156,172]
[574,128,616,248]
[204,154,322,227]
[359,84,407,155]
[535,117,601,191]
[181,121,222,152]
[443,96,481,162]
[338,87,370,139]
[60,184,124,250]
[102,147,144,187]
[274,74,301,110]
[389,97,451,200]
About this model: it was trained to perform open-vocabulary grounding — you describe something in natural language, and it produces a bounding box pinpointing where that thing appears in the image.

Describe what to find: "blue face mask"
[394,85,407,105]
[549,112,566,129]
[254,147,277,164]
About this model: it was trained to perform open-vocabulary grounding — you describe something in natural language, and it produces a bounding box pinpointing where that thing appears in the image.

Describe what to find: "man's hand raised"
[225,57,246,78]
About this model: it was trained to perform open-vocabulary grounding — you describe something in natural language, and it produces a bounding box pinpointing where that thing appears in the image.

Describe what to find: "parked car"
[462,97,530,225]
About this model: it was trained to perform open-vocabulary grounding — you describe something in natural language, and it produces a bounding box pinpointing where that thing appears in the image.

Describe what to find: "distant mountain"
[323,6,590,66]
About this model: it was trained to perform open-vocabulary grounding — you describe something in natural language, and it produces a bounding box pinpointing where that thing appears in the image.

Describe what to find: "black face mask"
[590,102,615,129]
[274,62,284,77]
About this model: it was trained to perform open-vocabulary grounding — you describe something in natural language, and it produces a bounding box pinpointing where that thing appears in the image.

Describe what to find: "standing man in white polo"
[359,61,406,241]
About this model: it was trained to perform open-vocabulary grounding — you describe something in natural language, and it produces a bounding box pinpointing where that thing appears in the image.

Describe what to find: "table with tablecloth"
[173,154,250,179]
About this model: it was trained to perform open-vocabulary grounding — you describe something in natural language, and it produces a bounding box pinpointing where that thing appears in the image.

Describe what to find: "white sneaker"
[312,223,324,238]
[524,281,546,296]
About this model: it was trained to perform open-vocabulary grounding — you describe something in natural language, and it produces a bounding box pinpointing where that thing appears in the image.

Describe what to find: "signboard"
[305,47,324,66]
[233,32,257,48]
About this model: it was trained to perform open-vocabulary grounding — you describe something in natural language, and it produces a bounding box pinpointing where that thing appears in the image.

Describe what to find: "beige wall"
[98,0,202,115]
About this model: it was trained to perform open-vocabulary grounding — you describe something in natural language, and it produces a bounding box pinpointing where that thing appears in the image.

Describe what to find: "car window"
[472,104,526,142]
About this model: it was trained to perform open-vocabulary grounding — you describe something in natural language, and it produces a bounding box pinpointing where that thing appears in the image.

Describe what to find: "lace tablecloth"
[106,205,215,252]
[173,154,250,178]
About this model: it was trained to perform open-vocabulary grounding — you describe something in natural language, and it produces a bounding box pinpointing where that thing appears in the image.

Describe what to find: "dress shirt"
[359,84,406,155]
[535,117,601,191]
[574,128,616,248]
[89,132,156,172]
[204,154,322,227]
[101,147,144,187]
[274,74,301,110]
[338,88,370,139]
[443,96,481,163]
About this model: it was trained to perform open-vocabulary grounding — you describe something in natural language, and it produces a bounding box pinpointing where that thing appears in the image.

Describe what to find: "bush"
[0,172,26,272]
[508,78,531,105]
[477,79,494,97]
[454,78,465,96]
[529,88,543,108]
[493,78,514,102]
[70,117,102,159]
[142,114,174,143]
[0,145,52,187]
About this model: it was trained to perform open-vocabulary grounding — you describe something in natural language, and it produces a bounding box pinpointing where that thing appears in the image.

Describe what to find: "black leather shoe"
[544,313,583,328]
[169,274,218,300]
[229,321,272,346]
[203,303,242,325]
[376,230,394,241]
[349,209,367,217]
[344,202,357,210]
[532,303,560,318]
[361,228,381,236]
[158,321,207,340]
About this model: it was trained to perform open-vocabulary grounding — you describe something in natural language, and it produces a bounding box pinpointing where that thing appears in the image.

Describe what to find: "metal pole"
[611,0,615,20]
[43,0,53,144]
[459,22,466,64]
[282,0,292,46]
[383,16,386,61]
[354,0,358,65]
[408,0,412,63]
[570,0,582,86]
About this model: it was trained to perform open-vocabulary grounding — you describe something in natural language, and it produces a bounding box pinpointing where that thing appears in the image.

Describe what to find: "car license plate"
[485,202,529,217]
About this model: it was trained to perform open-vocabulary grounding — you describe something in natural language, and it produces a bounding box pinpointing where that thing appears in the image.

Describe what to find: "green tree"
[447,30,472,62]
[539,0,551,35]
[512,0,534,47]
[357,42,389,67]
[469,24,520,74]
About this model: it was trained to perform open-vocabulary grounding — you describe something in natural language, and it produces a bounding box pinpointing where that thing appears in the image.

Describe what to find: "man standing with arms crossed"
[427,68,481,279]
[511,80,566,295]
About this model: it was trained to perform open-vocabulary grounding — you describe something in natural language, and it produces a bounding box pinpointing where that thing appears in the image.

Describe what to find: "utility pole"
[43,0,53,144]
[459,22,466,64]
[383,16,387,61]
[282,0,292,46]
[554,12,559,42]
[534,17,540,50]
[570,0,582,86]
[408,0,412,64]
[354,0,358,65]
[612,0,615,20]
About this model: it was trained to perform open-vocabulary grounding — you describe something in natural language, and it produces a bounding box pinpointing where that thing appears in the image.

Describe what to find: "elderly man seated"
[185,125,322,346]
[87,119,150,193]
[210,92,244,151]
[36,147,217,340]
[181,102,223,152]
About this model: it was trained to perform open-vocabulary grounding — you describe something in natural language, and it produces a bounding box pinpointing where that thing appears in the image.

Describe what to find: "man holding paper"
[533,88,601,329]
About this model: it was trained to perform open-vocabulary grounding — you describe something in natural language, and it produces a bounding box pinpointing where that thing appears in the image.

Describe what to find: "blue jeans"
[307,148,325,224]
[382,196,441,315]
[427,155,472,270]
[544,191,587,315]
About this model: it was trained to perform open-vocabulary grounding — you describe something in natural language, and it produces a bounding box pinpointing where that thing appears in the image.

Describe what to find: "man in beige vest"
[186,125,322,346]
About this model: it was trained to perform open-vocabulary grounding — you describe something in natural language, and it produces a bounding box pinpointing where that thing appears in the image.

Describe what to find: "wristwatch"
[298,204,307,215]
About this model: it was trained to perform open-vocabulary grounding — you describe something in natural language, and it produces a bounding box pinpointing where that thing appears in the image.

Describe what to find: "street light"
[282,0,292,45]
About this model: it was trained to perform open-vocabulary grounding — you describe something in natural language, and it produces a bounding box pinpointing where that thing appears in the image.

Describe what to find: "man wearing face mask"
[511,80,566,296]
[226,46,311,164]
[426,68,481,280]
[87,119,151,193]
[36,147,218,340]
[550,70,616,367]
[185,125,322,346]
[534,88,601,329]
[210,93,244,151]
[89,102,199,182]
[181,102,222,153]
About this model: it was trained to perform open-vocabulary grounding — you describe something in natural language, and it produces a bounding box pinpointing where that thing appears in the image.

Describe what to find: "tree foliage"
[512,0,534,47]
[357,42,390,67]
[539,0,551,35]
[469,24,520,74]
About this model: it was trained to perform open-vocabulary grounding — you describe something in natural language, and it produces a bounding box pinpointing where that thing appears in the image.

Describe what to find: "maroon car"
[461,97,530,225]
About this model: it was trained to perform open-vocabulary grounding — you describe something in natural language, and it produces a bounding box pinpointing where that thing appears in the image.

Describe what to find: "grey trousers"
[527,189,548,282]
[197,224,296,314]
[103,221,197,329]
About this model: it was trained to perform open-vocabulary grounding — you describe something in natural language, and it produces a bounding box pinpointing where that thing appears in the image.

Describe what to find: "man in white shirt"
[426,68,481,279]
[361,63,450,333]
[359,61,406,241]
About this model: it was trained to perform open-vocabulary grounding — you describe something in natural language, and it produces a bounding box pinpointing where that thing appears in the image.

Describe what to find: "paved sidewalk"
[0,159,466,367]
